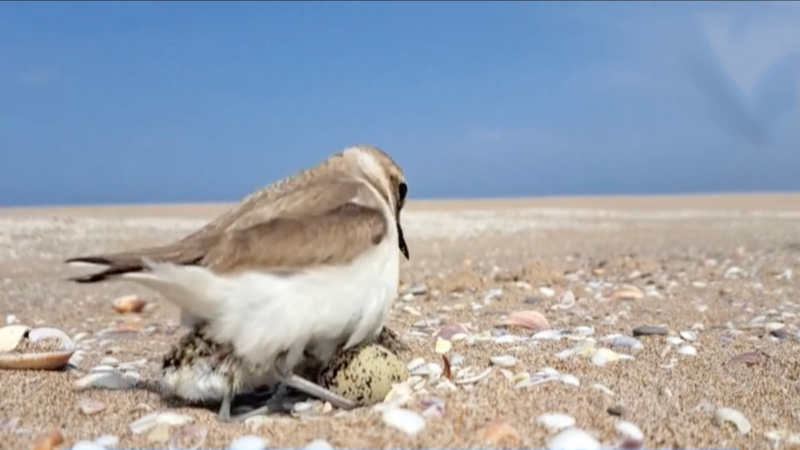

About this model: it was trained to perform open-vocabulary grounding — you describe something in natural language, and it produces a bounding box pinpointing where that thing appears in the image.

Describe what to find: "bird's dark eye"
[398,182,408,206]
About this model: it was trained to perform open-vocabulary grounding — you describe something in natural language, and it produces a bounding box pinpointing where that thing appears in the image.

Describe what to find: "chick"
[159,324,408,420]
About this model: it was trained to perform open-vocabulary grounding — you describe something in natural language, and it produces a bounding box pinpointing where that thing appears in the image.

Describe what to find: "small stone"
[112,295,147,314]
[32,430,64,450]
[729,351,766,366]
[632,326,668,337]
[611,336,644,350]
[229,435,270,450]
[770,329,789,339]
[607,405,625,416]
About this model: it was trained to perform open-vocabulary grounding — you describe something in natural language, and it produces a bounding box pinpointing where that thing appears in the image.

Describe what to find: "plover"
[65,145,410,420]
[159,323,408,419]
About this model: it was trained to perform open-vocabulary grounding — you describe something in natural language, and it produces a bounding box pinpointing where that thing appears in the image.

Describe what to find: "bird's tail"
[64,243,208,283]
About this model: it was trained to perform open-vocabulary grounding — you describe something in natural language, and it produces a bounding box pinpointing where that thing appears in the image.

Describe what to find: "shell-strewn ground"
[1,194,800,449]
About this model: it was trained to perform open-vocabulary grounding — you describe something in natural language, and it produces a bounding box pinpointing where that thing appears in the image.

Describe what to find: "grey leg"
[218,392,233,422]
[276,358,357,410]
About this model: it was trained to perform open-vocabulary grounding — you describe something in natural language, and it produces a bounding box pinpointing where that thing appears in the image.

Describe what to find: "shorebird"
[159,323,408,420]
[64,145,410,421]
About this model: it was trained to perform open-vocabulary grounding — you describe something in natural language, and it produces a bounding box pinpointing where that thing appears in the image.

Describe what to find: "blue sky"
[1,1,799,206]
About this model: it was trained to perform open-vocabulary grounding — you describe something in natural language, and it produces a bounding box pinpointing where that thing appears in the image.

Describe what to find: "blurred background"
[0,1,798,206]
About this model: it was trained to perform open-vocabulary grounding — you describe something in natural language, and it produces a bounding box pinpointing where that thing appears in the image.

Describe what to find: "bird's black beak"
[397,222,410,260]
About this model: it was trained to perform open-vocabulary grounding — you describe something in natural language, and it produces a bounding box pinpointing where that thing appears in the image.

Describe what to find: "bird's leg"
[275,353,357,411]
[217,391,234,422]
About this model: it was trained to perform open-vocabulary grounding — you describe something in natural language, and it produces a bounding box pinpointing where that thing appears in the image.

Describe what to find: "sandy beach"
[1,193,799,449]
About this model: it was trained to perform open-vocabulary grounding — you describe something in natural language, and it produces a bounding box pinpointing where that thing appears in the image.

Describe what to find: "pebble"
[770,329,789,339]
[547,427,601,450]
[382,408,426,435]
[607,405,625,416]
[632,326,668,337]
[229,435,269,450]
[32,430,64,450]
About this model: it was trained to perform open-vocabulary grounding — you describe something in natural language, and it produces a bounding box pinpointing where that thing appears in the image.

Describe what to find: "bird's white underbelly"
[208,233,401,373]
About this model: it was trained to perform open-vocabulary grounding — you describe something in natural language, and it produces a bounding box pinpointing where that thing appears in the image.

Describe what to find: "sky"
[1,1,799,206]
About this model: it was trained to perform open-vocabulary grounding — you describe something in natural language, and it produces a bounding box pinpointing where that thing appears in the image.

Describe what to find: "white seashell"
[28,327,75,349]
[71,441,106,450]
[765,429,800,444]
[559,374,580,387]
[100,357,119,366]
[591,348,620,366]
[434,379,457,391]
[93,435,120,448]
[489,355,517,368]
[455,367,492,385]
[539,286,555,297]
[130,412,160,434]
[90,365,117,373]
[552,291,576,309]
[665,336,684,346]
[541,367,560,376]
[615,420,644,441]
[713,407,751,434]
[75,371,136,390]
[381,408,426,435]
[406,357,425,372]
[611,336,644,350]
[434,338,452,354]
[536,413,576,431]
[679,330,697,341]
[547,427,601,450]
[78,398,107,415]
[229,435,270,450]
[5,315,19,325]
[303,439,335,450]
[531,329,566,340]
[591,383,615,396]
[678,345,697,356]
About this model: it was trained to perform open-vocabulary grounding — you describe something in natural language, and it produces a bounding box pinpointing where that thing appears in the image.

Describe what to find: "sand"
[1,193,799,449]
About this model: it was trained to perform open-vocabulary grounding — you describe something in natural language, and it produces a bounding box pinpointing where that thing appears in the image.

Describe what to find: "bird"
[159,322,408,420]
[64,145,410,421]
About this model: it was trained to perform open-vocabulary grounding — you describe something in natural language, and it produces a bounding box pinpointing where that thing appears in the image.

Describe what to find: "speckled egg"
[318,343,409,406]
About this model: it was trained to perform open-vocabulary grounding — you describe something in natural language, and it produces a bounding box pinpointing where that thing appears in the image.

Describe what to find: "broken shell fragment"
[713,407,751,435]
[112,295,147,314]
[0,325,76,371]
[610,286,644,300]
[499,310,550,331]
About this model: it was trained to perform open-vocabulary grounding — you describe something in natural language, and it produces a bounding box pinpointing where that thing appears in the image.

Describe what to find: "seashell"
[765,429,800,445]
[455,367,492,385]
[0,325,30,352]
[547,427,601,450]
[112,295,147,314]
[32,430,64,450]
[302,439,334,450]
[0,326,75,371]
[611,336,644,351]
[713,407,751,435]
[406,357,425,372]
[591,383,615,396]
[665,336,684,346]
[559,374,580,387]
[168,425,208,450]
[610,286,644,300]
[93,435,120,448]
[615,421,644,441]
[147,423,171,443]
[319,343,410,406]
[552,290,576,309]
[381,408,426,435]
[489,355,517,368]
[532,329,567,340]
[679,330,697,341]
[434,338,452,354]
[435,324,468,340]
[75,371,137,390]
[677,345,697,356]
[499,310,550,331]
[536,413,576,431]
[476,420,519,445]
[229,435,269,450]
[539,286,555,297]
[591,348,620,366]
[78,398,107,415]
[729,351,766,366]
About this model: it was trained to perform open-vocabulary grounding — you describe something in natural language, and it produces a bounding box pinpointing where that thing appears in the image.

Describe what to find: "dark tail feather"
[64,245,207,283]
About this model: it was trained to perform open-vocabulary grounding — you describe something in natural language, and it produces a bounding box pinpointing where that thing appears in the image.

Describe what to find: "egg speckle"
[318,343,409,406]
